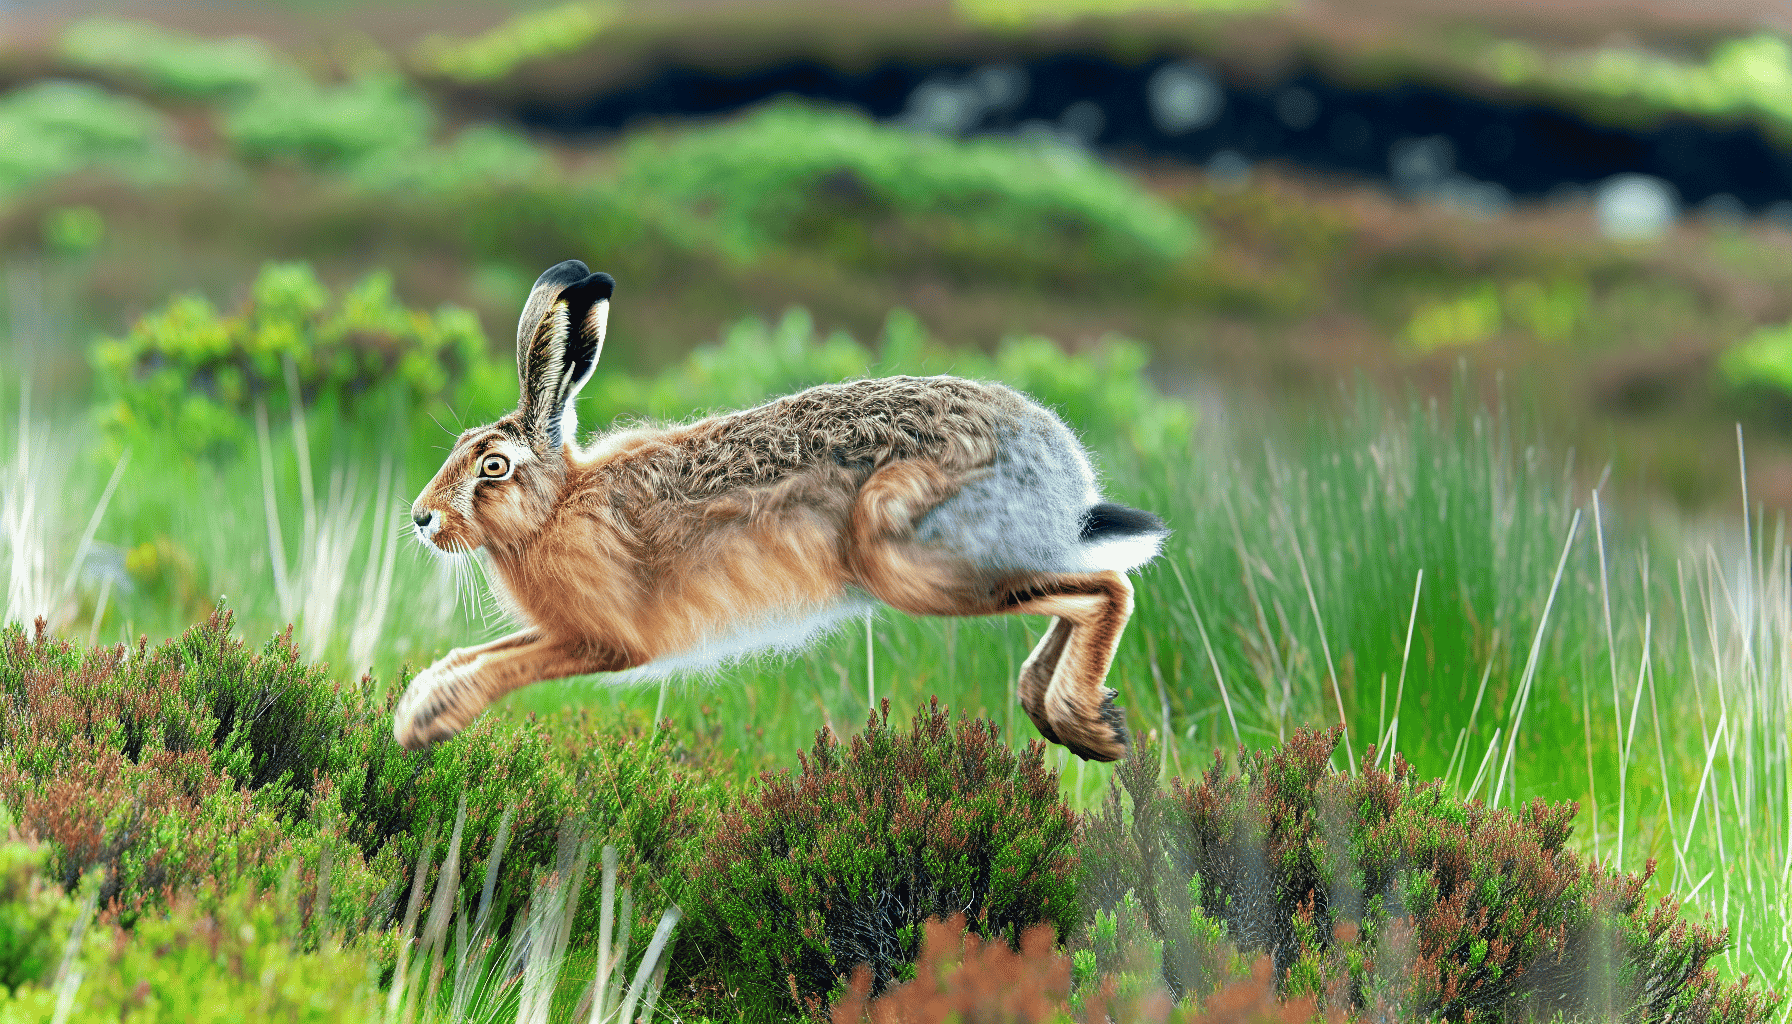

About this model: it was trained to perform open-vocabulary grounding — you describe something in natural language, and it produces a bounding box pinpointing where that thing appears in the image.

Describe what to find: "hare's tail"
[1078,502,1169,572]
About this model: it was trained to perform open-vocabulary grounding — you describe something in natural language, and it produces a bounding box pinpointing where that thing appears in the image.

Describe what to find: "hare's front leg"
[393,630,631,750]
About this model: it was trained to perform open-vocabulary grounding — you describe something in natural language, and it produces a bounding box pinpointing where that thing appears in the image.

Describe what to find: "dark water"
[512,51,1792,214]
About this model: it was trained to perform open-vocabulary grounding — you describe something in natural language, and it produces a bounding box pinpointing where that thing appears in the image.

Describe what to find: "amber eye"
[480,454,509,478]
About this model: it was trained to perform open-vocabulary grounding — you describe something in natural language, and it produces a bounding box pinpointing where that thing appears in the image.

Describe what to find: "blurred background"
[1,0,1790,991]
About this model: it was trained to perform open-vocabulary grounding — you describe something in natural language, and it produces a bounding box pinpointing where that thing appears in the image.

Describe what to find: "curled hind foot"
[1050,688,1129,763]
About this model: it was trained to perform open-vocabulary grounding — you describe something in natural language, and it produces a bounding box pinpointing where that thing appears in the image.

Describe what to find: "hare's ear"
[516,261,614,451]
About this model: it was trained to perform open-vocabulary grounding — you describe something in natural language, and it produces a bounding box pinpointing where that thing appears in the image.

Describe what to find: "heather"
[0,1,1789,1017]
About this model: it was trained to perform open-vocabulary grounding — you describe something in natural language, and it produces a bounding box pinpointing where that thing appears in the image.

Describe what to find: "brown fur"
[395,268,1143,761]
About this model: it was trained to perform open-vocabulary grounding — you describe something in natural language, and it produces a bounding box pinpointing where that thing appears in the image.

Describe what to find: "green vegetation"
[954,0,1285,30]
[91,262,505,464]
[1084,729,1774,1023]
[0,609,722,963]
[687,700,1079,1011]
[0,8,1789,1018]
[0,82,178,199]
[1482,34,1792,143]
[617,102,1201,287]
[59,19,294,100]
[411,2,617,84]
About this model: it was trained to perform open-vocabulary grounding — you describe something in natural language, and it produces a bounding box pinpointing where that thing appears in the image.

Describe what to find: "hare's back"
[634,376,1029,501]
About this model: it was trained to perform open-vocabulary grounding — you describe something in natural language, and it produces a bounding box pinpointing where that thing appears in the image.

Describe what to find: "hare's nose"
[412,509,437,530]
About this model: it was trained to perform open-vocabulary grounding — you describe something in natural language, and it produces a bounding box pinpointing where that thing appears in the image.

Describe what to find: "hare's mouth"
[411,510,468,553]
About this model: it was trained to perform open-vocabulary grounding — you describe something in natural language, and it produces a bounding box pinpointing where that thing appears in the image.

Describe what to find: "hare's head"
[411,260,612,554]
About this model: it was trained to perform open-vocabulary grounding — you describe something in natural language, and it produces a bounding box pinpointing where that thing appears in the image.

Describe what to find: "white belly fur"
[607,594,881,682]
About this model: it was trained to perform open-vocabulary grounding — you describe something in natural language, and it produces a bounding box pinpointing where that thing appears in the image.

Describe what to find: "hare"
[395,260,1169,761]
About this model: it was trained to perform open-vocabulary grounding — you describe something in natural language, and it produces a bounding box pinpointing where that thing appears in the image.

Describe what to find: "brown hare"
[395,260,1169,761]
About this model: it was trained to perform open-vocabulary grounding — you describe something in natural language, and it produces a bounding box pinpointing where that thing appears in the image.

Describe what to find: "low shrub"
[59,18,293,100]
[685,699,1079,1013]
[1078,727,1782,1024]
[0,612,384,927]
[828,916,1341,1024]
[617,101,1201,290]
[0,608,721,954]
[411,2,615,84]
[90,261,508,463]
[829,915,1071,1024]
[222,74,436,171]
[0,831,90,990]
[0,81,179,199]
[0,883,384,1023]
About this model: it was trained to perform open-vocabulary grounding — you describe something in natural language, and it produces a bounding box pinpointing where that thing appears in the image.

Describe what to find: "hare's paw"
[1048,687,1129,763]
[392,654,483,751]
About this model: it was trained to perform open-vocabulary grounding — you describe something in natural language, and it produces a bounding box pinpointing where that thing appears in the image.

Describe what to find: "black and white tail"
[1078,502,1170,572]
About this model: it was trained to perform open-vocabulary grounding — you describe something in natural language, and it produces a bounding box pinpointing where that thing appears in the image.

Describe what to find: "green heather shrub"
[617,101,1200,288]
[686,699,1079,1012]
[0,833,88,990]
[222,74,436,171]
[0,613,386,927]
[1079,728,1781,1024]
[0,82,179,199]
[332,686,717,954]
[91,262,507,461]
[0,885,383,1023]
[0,609,720,953]
[59,18,294,100]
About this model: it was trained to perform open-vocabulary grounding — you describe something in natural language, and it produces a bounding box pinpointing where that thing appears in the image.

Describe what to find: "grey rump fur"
[914,399,1113,573]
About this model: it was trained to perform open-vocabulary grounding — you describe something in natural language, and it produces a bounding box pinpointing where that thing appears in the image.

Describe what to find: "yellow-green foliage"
[91,262,506,461]
[0,82,179,199]
[0,888,383,1023]
[57,19,484,183]
[412,2,616,84]
[1483,33,1792,140]
[1720,318,1792,396]
[955,0,1283,30]
[0,836,85,991]
[223,75,435,170]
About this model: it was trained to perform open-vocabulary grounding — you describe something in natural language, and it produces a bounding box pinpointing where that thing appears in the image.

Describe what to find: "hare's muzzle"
[412,508,441,541]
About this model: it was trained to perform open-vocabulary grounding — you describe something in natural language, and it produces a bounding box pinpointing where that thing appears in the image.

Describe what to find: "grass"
[1,277,1786,1011]
[11,294,1785,1005]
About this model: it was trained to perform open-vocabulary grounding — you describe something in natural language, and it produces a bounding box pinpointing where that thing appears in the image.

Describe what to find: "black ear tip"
[533,259,591,289]
[584,271,615,300]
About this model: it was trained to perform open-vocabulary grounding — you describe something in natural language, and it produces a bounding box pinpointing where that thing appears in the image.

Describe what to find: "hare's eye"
[480,455,509,478]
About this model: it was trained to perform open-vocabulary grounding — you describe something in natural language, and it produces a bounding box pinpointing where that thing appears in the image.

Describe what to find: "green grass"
[9,295,1785,1005]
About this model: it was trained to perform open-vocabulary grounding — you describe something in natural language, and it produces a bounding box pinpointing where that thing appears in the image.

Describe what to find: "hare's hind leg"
[1003,571,1133,762]
[394,630,634,750]
[847,460,1133,761]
